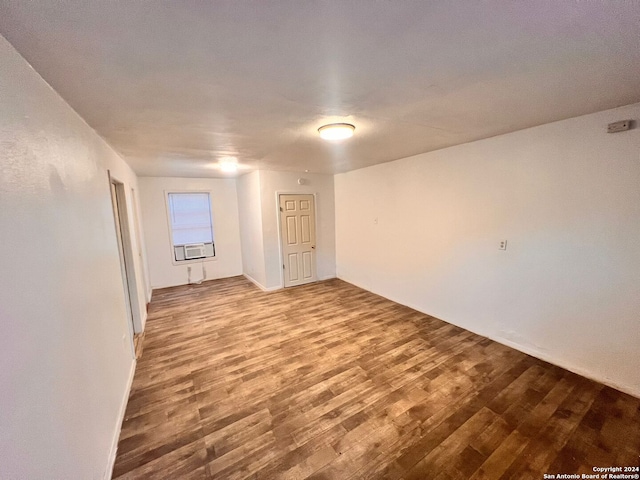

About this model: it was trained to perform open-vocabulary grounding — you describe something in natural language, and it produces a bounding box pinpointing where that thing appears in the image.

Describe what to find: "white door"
[279,194,317,287]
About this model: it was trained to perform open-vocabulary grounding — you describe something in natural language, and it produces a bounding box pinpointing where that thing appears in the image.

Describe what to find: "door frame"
[130,186,151,304]
[276,191,319,288]
[108,172,142,358]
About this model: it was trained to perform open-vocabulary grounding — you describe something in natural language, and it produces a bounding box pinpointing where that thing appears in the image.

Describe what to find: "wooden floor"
[113,277,639,479]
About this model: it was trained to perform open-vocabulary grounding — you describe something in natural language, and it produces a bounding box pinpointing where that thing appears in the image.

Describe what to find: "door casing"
[277,192,318,288]
[108,172,140,358]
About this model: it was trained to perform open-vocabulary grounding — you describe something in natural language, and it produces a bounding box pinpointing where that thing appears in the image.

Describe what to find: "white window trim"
[164,190,218,266]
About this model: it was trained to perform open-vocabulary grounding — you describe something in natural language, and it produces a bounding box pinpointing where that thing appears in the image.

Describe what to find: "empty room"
[1,2,639,479]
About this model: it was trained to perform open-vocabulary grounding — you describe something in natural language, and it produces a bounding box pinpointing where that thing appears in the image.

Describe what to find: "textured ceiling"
[1,1,639,177]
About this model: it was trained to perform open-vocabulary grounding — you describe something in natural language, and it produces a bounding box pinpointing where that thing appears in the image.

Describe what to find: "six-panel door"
[279,194,317,287]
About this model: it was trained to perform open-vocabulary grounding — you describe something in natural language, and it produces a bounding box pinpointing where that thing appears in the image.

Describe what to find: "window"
[167,192,215,261]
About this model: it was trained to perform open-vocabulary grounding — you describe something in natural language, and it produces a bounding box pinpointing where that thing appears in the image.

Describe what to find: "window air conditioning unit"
[184,243,206,260]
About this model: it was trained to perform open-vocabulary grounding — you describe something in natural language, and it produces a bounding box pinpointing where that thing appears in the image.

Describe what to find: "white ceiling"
[1,1,639,178]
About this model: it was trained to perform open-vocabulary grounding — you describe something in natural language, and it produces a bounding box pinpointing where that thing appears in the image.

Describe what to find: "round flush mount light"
[318,123,355,141]
[219,156,238,172]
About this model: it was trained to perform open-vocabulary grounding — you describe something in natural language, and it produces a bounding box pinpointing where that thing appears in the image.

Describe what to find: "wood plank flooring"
[113,276,640,479]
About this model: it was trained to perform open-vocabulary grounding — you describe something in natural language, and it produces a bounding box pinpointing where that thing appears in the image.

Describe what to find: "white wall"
[0,34,146,479]
[237,171,268,287]
[139,177,243,288]
[258,170,336,289]
[336,103,640,398]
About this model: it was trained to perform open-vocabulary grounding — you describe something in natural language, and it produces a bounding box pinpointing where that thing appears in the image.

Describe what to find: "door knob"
[311,245,316,249]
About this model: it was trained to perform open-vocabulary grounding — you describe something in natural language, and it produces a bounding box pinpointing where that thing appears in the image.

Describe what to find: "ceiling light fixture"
[318,123,355,141]
[219,157,238,172]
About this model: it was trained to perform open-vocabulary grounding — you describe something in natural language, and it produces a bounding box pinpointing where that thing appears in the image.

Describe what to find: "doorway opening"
[108,173,140,358]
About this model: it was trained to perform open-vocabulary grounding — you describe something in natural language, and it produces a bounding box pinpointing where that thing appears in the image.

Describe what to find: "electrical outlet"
[499,240,507,250]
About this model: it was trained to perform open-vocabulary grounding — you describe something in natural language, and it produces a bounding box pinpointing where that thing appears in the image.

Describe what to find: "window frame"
[164,190,217,265]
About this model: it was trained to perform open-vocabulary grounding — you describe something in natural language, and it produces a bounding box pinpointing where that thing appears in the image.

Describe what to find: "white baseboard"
[318,274,337,281]
[243,273,281,292]
[244,274,336,291]
[485,334,640,399]
[104,359,137,480]
[150,272,246,290]
[141,308,148,332]
[336,274,640,400]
